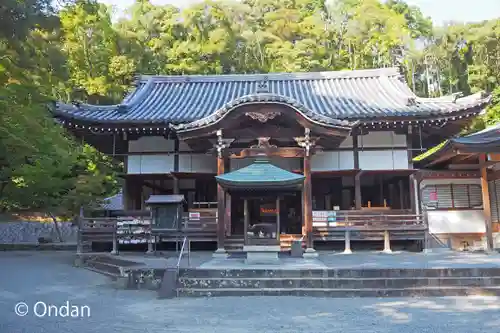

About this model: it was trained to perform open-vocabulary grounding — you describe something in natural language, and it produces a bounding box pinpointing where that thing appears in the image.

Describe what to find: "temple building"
[53,67,492,255]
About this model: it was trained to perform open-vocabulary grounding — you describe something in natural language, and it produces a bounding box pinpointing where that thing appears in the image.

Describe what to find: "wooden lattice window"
[421,184,483,210]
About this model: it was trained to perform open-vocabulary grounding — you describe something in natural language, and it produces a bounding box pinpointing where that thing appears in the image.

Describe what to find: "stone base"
[212,248,228,258]
[244,245,280,264]
[303,248,319,258]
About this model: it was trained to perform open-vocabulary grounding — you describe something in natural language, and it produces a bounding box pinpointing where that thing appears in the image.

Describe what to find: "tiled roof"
[54,67,491,125]
[215,158,305,189]
[145,195,185,204]
[100,192,123,211]
[414,123,500,164]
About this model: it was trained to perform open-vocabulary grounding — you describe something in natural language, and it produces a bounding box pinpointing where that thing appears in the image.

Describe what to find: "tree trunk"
[49,212,64,243]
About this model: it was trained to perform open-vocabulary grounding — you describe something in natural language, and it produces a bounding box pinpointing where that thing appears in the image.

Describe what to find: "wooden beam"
[480,154,494,251]
[228,147,308,159]
[489,153,500,162]
[448,161,498,170]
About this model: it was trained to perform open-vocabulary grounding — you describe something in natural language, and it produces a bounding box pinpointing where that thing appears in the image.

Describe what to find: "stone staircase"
[176,267,500,297]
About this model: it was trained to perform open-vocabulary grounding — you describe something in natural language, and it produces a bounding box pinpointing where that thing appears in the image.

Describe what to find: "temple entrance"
[230,191,303,246]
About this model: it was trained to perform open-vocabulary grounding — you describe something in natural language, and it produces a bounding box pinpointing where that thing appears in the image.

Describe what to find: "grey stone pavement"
[1,252,500,333]
[115,250,500,270]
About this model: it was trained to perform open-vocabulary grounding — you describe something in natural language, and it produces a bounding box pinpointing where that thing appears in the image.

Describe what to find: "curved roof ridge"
[122,78,155,107]
[415,91,490,104]
[139,67,401,84]
[172,93,355,132]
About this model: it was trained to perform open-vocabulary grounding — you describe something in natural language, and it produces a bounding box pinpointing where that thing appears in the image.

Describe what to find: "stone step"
[177,286,500,297]
[83,265,121,279]
[179,276,500,289]
[179,267,500,279]
[85,259,124,276]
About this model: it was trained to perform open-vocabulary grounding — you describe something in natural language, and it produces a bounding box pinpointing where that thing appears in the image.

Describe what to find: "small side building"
[414,123,500,251]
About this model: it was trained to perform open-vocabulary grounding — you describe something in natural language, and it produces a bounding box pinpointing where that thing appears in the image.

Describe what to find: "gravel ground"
[1,251,500,333]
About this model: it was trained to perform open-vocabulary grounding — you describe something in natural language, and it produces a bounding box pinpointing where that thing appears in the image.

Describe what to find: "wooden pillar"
[276,197,280,241]
[343,230,352,254]
[111,227,119,255]
[480,154,494,251]
[354,173,362,210]
[383,230,392,253]
[398,179,404,209]
[216,155,226,251]
[379,175,384,206]
[76,207,84,255]
[244,199,249,245]
[409,174,416,213]
[225,192,231,236]
[172,177,180,195]
[303,153,313,249]
[353,131,361,210]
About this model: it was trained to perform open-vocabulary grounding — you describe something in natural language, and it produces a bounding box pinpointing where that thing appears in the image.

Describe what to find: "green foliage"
[0,0,119,216]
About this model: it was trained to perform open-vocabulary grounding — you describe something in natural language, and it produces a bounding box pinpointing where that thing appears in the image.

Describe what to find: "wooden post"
[216,155,226,253]
[383,230,392,253]
[409,174,416,213]
[480,154,494,251]
[225,192,231,236]
[353,131,361,210]
[172,177,179,195]
[344,230,352,254]
[276,197,280,242]
[213,129,232,257]
[303,153,313,249]
[76,207,84,255]
[111,223,119,255]
[244,199,249,245]
[379,175,384,206]
[398,179,405,209]
[354,173,362,210]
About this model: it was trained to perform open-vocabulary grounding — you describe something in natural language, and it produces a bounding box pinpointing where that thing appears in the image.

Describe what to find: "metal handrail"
[176,236,190,272]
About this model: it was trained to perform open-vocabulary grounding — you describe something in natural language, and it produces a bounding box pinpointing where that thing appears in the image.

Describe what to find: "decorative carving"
[250,137,277,149]
[245,111,281,123]
[256,76,270,92]
[294,128,317,156]
[214,130,234,158]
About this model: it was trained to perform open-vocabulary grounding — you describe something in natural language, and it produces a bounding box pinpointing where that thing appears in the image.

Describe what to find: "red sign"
[429,191,438,201]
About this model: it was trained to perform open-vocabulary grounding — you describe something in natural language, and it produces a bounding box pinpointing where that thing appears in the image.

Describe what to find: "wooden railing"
[77,218,118,254]
[78,210,428,254]
[313,210,427,252]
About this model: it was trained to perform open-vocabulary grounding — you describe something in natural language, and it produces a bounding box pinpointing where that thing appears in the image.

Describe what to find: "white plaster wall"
[358,150,409,170]
[128,136,174,153]
[359,131,406,148]
[312,151,354,171]
[179,154,216,173]
[427,210,486,234]
[127,155,175,174]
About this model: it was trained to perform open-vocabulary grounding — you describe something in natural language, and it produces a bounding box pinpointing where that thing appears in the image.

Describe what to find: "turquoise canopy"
[215,158,304,190]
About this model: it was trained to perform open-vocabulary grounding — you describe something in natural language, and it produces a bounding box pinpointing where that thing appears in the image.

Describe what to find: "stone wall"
[0,222,78,244]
